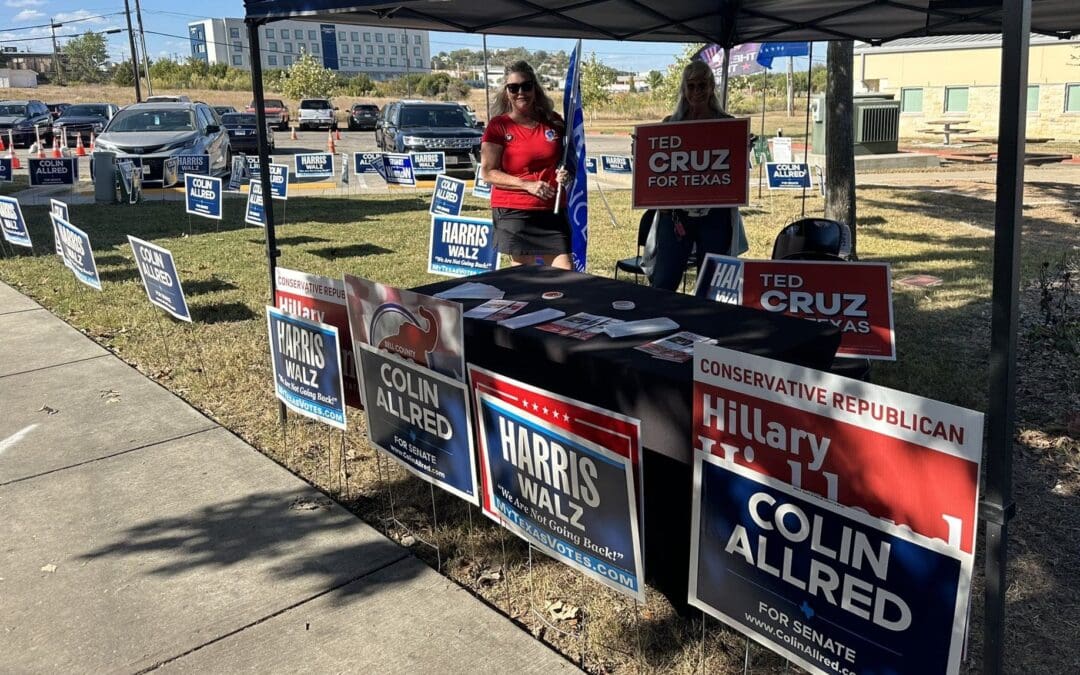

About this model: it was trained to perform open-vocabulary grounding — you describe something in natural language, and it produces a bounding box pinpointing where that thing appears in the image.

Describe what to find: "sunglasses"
[506,81,535,94]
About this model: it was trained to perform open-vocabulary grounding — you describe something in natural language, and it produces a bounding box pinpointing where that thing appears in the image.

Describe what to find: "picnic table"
[920,119,978,145]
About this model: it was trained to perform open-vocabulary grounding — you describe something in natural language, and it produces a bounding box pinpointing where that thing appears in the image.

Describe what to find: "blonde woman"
[480,61,572,269]
[647,59,748,290]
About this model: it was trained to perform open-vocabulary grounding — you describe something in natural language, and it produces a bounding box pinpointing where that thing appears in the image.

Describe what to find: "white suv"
[298,98,336,131]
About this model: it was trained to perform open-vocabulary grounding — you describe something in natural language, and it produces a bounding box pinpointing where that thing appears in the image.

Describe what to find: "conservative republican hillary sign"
[275,267,361,409]
[632,118,750,209]
[695,255,896,360]
[469,365,645,601]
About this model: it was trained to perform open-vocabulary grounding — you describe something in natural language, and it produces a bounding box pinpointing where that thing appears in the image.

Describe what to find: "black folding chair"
[614,210,655,284]
[772,218,871,382]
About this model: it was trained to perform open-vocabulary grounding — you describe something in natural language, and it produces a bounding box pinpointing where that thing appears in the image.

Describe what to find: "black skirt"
[492,207,571,256]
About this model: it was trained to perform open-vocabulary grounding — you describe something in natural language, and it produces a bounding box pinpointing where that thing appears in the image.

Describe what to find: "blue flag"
[562,41,588,272]
[755,42,811,69]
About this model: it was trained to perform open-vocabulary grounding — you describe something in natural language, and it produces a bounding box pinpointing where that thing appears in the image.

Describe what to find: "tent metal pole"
[718,47,731,110]
[247,18,286,426]
[801,43,813,217]
[482,34,492,118]
[983,0,1028,671]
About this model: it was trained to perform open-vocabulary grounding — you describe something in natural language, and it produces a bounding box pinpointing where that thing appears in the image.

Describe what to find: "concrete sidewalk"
[0,282,575,673]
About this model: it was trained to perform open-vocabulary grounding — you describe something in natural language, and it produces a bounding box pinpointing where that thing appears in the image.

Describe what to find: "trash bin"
[92,151,116,204]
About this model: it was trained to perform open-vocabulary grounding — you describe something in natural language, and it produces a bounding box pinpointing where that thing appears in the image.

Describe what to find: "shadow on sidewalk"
[77,489,415,604]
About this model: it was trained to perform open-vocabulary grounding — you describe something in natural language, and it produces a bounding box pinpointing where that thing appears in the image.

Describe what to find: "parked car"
[245,98,290,131]
[47,103,70,120]
[219,112,274,154]
[93,101,231,185]
[213,105,237,116]
[52,103,120,146]
[375,100,482,169]
[347,103,379,131]
[145,95,192,103]
[0,99,54,148]
[298,98,336,131]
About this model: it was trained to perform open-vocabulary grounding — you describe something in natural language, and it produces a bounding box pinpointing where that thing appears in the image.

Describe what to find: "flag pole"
[554,39,582,215]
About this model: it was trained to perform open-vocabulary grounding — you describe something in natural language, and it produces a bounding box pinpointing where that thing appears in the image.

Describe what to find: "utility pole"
[49,18,63,85]
[133,0,153,95]
[123,0,142,101]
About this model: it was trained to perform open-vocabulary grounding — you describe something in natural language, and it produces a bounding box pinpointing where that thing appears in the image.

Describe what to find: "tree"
[654,43,701,106]
[580,52,617,113]
[280,52,337,99]
[646,70,664,92]
[627,75,636,93]
[112,60,135,87]
[824,41,857,256]
[62,31,109,84]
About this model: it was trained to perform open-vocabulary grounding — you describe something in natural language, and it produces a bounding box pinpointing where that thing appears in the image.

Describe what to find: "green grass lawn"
[1,185,1075,673]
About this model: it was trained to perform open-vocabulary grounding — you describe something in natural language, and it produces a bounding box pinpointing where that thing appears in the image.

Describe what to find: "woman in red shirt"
[480,61,572,269]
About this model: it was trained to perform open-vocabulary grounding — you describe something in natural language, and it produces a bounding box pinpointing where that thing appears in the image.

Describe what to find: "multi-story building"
[854,34,1080,140]
[188,18,431,81]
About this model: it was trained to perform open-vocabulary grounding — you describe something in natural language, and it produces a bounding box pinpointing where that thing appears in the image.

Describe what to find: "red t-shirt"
[482,114,563,210]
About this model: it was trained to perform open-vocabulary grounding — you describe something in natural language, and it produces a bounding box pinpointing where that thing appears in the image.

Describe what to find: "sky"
[1,0,828,73]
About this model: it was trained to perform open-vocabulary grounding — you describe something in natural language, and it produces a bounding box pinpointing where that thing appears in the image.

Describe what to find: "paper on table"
[433,282,505,300]
[602,317,680,338]
[464,299,528,320]
[498,308,565,329]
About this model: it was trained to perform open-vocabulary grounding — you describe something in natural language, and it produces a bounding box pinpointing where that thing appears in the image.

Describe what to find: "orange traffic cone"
[326,128,336,153]
[290,125,297,141]
[9,147,21,170]
[0,133,6,152]
[75,133,87,157]
[335,127,342,141]
[89,131,96,152]
[51,136,62,158]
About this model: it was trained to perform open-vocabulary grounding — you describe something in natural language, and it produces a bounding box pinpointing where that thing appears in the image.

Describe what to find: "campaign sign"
[771,136,794,163]
[353,152,382,175]
[766,163,812,190]
[472,165,492,199]
[694,255,896,360]
[429,174,466,217]
[0,195,31,249]
[601,155,632,173]
[0,157,12,182]
[228,154,247,191]
[358,342,476,502]
[52,214,101,290]
[632,118,750,209]
[176,154,211,176]
[50,199,68,258]
[468,365,645,601]
[692,344,983,555]
[268,163,289,200]
[266,305,347,430]
[584,157,597,174]
[294,152,334,179]
[410,151,446,176]
[184,173,223,220]
[343,274,466,382]
[428,215,499,278]
[29,157,77,186]
[275,267,361,409]
[379,153,417,187]
[245,179,265,227]
[244,154,262,181]
[690,453,968,675]
[128,235,191,322]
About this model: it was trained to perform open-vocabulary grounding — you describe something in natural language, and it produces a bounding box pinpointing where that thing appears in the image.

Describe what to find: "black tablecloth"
[414,266,841,606]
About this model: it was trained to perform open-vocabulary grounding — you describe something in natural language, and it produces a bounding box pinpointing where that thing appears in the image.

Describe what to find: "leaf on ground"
[40,564,57,573]
[476,568,502,586]
[545,600,580,622]
[37,404,59,416]
[288,496,331,511]
[99,389,121,403]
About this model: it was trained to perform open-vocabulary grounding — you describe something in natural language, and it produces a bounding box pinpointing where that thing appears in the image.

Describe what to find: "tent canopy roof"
[243,0,1080,46]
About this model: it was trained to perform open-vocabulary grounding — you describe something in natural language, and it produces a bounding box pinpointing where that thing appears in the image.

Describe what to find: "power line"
[0,12,124,35]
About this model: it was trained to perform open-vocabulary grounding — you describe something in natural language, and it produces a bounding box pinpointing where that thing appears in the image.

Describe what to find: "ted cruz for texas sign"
[632,118,750,209]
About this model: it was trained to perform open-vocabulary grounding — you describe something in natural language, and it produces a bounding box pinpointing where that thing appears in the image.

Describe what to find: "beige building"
[854,35,1080,141]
